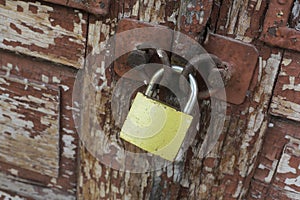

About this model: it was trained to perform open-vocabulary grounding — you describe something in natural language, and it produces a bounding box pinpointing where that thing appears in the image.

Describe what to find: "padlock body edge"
[120,92,193,161]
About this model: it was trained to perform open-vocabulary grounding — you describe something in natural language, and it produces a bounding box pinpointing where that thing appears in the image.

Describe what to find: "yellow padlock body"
[120,92,193,161]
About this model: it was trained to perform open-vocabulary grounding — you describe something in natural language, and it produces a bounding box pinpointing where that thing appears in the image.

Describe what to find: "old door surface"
[0,0,300,200]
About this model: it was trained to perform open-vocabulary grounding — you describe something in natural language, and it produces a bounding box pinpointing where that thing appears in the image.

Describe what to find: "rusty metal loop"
[127,45,233,102]
[135,43,171,67]
[127,44,171,68]
[179,54,233,100]
[181,53,223,80]
[130,44,174,89]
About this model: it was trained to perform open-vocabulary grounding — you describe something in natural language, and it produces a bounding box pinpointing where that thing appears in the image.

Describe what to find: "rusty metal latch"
[203,33,258,104]
[114,19,259,105]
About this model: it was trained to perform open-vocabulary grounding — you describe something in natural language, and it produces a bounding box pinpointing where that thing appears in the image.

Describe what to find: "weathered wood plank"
[0,75,60,178]
[181,46,282,200]
[78,1,181,199]
[0,173,75,200]
[0,50,78,198]
[77,0,294,200]
[0,0,87,68]
[270,51,300,122]
[0,190,28,200]
[216,0,267,42]
[247,119,300,199]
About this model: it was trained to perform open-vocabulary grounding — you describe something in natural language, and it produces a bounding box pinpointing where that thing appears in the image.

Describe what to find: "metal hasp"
[42,0,110,15]
[260,0,300,52]
[114,19,173,78]
[114,19,259,105]
[203,33,259,105]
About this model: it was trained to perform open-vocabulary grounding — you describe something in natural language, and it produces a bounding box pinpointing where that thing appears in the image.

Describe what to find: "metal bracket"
[203,33,259,104]
[113,19,173,79]
[114,19,259,105]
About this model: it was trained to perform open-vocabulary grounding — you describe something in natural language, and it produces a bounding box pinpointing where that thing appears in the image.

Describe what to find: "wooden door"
[0,0,300,199]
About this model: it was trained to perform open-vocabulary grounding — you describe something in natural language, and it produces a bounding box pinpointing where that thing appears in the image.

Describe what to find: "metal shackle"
[145,66,198,114]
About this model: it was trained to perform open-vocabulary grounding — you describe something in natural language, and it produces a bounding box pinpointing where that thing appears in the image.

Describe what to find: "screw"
[207,62,233,88]
[100,2,105,8]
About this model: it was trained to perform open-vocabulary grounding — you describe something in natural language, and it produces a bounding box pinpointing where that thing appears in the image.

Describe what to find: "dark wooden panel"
[0,75,60,178]
[0,50,78,199]
[0,0,88,68]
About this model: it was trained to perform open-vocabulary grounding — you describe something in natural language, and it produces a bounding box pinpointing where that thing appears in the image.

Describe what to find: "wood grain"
[0,0,87,68]
[0,75,60,178]
[0,50,78,199]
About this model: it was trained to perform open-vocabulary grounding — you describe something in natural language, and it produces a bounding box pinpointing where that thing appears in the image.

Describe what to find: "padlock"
[120,66,198,161]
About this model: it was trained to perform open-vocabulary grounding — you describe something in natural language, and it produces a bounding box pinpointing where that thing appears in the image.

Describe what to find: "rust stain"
[9,23,22,34]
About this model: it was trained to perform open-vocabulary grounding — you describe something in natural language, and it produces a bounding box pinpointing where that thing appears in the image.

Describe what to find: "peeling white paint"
[257,57,263,83]
[285,176,300,188]
[60,85,70,91]
[232,181,243,198]
[255,0,263,11]
[265,160,279,183]
[50,178,57,184]
[277,152,296,174]
[167,9,178,25]
[0,75,60,177]
[42,74,49,83]
[73,12,86,40]
[167,164,173,178]
[52,76,61,83]
[282,58,293,66]
[8,168,19,176]
[254,53,281,103]
[0,190,25,200]
[0,0,86,68]
[200,184,207,193]
[271,96,300,122]
[282,76,300,91]
[0,173,75,199]
[131,0,140,17]
[88,21,103,55]
[283,188,300,199]
[62,134,76,159]
[62,128,74,134]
